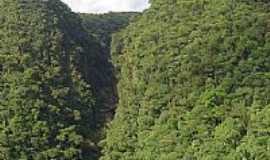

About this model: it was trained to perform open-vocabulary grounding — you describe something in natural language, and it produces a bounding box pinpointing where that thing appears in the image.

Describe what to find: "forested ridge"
[0,0,96,159]
[0,0,133,159]
[1,0,270,160]
[102,0,270,160]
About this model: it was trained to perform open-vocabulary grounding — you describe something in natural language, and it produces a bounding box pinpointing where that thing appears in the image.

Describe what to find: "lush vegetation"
[0,0,97,159]
[2,0,270,160]
[102,0,270,160]
[0,0,134,159]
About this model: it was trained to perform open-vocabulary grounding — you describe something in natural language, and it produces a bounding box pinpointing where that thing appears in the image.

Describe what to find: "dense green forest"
[1,0,270,160]
[102,0,270,160]
[0,0,133,159]
[0,0,96,159]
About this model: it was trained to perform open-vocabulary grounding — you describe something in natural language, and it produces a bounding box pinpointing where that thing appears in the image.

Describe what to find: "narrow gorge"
[1,0,270,160]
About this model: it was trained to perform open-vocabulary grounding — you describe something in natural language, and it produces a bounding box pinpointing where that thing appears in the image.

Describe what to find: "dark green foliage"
[102,0,270,159]
[0,0,97,159]
[80,12,138,50]
[79,12,138,127]
[0,1,137,159]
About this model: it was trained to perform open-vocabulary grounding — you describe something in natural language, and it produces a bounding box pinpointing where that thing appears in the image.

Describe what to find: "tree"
[0,0,96,159]
[102,0,270,159]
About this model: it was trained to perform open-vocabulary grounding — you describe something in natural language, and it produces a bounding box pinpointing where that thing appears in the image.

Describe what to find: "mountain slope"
[0,0,97,159]
[102,1,270,159]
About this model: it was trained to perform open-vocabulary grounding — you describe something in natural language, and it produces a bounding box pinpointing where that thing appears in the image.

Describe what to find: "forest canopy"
[101,0,270,160]
[1,0,270,160]
[0,0,137,159]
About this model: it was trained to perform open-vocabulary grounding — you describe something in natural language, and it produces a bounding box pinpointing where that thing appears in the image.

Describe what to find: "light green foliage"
[102,0,270,159]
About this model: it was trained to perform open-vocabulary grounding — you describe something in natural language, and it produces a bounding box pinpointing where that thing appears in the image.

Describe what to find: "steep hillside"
[0,1,138,159]
[0,0,98,159]
[102,0,270,159]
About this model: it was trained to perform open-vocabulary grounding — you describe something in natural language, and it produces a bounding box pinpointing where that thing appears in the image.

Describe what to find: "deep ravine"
[0,0,137,159]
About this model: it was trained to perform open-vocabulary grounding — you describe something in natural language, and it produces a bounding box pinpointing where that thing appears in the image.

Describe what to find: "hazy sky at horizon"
[61,0,150,13]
